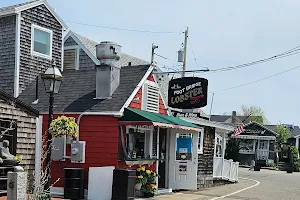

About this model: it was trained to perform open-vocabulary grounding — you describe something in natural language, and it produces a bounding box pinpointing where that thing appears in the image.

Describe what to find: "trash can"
[64,168,85,200]
[111,168,136,200]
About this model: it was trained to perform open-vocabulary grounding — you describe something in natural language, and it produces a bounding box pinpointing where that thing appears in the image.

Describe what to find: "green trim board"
[120,108,201,131]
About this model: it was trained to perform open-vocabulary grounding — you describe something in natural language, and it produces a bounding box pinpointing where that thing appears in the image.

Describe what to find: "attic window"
[142,80,159,113]
[31,24,53,59]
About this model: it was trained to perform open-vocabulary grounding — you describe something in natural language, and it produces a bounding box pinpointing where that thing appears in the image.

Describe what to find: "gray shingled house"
[0,0,68,97]
[62,30,149,71]
[0,88,39,191]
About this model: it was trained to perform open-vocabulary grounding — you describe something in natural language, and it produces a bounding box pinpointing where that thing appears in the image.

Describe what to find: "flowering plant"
[49,116,78,138]
[141,184,157,194]
[136,166,147,185]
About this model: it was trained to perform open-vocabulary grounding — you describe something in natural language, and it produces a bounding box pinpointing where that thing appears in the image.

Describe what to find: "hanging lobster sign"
[168,77,208,109]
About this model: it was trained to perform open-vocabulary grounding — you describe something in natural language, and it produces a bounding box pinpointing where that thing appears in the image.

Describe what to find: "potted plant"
[135,175,144,190]
[140,168,159,198]
[142,184,157,198]
[136,166,146,190]
[49,116,78,138]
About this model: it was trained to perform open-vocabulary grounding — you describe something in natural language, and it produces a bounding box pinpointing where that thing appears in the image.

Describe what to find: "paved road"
[144,168,300,200]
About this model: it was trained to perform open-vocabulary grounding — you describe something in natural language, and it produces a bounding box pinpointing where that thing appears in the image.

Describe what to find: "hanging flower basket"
[49,116,79,138]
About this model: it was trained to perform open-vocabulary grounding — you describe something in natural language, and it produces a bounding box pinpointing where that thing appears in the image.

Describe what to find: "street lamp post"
[41,60,63,193]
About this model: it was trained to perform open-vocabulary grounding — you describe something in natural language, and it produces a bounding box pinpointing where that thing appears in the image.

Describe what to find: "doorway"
[158,128,167,189]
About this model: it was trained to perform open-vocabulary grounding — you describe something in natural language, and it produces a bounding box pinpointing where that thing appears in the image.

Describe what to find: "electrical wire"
[65,21,179,34]
[188,37,201,68]
[154,46,300,75]
[211,65,300,93]
[154,53,176,61]
[208,48,300,74]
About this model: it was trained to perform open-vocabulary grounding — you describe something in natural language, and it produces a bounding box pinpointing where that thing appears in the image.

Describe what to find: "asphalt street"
[142,168,300,200]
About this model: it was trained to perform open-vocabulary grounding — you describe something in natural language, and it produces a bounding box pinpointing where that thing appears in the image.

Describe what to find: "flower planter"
[135,183,142,190]
[143,192,154,198]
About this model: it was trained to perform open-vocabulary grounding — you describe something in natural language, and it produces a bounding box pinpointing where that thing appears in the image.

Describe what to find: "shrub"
[290,146,300,172]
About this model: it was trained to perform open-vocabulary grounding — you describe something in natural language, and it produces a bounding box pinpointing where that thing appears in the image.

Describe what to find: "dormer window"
[31,24,53,59]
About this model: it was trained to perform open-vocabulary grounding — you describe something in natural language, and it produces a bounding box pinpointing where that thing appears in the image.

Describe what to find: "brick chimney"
[232,111,237,123]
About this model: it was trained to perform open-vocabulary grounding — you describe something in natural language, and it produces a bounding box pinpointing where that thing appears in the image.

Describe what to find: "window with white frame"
[197,128,204,154]
[215,135,222,157]
[239,139,255,153]
[31,24,53,59]
[142,80,160,113]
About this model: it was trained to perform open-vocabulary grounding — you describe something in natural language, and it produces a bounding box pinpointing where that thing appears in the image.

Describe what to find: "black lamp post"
[41,60,63,193]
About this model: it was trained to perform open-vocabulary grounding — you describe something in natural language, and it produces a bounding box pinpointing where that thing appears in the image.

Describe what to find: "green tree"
[225,138,241,162]
[274,124,290,149]
[241,105,269,124]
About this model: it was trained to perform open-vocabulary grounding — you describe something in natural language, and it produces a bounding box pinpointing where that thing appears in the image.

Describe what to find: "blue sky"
[2,0,300,126]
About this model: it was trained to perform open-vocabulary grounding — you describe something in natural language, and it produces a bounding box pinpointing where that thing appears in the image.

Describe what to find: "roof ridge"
[0,0,40,11]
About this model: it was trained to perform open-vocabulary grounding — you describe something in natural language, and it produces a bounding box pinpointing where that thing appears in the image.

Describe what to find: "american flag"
[232,123,244,137]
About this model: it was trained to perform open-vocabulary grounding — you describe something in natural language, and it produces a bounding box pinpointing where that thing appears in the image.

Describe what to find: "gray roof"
[72,32,150,68]
[0,0,38,12]
[0,88,39,116]
[210,115,249,123]
[265,125,300,138]
[18,65,151,113]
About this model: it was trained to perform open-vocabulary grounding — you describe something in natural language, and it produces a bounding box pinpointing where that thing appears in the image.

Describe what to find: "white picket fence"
[213,157,239,182]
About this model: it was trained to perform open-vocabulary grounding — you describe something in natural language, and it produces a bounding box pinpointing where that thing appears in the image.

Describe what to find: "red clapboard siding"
[42,114,119,188]
[147,74,155,82]
[128,87,142,109]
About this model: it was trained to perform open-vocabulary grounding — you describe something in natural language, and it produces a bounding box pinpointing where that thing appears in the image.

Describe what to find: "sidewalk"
[137,178,254,200]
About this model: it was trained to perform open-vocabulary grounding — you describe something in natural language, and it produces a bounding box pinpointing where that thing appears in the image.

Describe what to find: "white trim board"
[121,65,154,112]
[13,12,21,97]
[31,24,53,60]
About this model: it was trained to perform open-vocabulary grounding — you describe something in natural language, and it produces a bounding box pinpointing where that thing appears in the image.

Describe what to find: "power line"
[154,53,176,61]
[154,45,300,75]
[66,21,179,34]
[188,37,200,68]
[211,65,300,93]
[209,47,300,74]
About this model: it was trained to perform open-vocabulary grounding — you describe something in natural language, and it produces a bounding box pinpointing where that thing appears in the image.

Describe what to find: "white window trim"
[63,45,80,71]
[239,139,255,154]
[198,128,204,154]
[31,24,53,60]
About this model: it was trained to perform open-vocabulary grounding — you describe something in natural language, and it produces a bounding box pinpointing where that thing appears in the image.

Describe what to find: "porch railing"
[213,157,239,182]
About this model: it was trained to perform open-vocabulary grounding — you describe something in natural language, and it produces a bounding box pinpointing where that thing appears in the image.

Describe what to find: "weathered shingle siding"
[0,15,16,96]
[79,49,95,69]
[64,36,77,46]
[0,99,36,188]
[198,126,215,188]
[19,4,63,94]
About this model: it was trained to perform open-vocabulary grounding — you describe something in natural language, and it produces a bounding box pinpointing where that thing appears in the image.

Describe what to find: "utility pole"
[182,27,188,77]
[151,43,158,65]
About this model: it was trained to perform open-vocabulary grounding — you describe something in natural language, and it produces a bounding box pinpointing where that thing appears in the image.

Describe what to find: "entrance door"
[168,129,198,190]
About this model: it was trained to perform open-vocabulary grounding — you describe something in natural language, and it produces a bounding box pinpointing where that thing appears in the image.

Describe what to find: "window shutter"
[142,82,159,113]
[64,49,77,70]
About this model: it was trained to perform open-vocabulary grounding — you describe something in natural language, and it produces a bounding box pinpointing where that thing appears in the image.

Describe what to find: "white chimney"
[95,41,122,99]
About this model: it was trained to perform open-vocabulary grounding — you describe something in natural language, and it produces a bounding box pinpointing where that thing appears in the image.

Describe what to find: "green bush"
[290,146,300,172]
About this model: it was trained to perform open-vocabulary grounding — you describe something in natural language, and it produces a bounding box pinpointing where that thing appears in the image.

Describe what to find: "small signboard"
[171,110,203,119]
[168,77,208,109]
[176,137,192,160]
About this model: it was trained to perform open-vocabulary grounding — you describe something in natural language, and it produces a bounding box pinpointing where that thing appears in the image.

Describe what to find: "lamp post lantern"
[41,60,63,193]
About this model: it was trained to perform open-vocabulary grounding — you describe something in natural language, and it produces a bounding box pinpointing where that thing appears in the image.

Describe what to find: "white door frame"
[168,129,198,190]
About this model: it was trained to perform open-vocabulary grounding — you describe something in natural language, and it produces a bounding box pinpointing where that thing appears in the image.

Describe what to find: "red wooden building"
[19,63,203,196]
